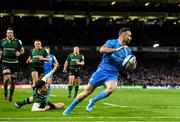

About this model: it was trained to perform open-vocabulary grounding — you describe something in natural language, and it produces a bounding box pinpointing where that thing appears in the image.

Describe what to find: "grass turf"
[0,88,180,122]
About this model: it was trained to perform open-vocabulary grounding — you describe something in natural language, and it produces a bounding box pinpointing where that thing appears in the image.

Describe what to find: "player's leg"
[63,84,95,115]
[14,96,33,109]
[8,63,20,102]
[44,70,51,91]
[46,78,52,92]
[63,68,104,115]
[68,75,75,98]
[46,77,52,101]
[73,70,81,98]
[86,80,117,112]
[0,61,3,87]
[31,71,38,91]
[45,102,64,111]
[74,77,81,98]
[2,67,11,100]
[9,74,16,102]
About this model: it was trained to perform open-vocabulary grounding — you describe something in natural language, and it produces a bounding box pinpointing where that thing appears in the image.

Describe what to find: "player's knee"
[3,74,11,82]
[32,78,38,83]
[106,87,116,95]
[29,96,34,102]
[84,89,92,97]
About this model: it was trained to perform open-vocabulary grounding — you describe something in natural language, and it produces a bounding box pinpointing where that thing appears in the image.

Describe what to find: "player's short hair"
[118,27,130,36]
[35,80,46,89]
[7,27,14,31]
[35,39,41,43]
[74,46,79,50]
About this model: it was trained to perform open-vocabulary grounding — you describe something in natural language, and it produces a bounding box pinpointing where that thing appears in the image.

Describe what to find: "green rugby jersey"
[0,37,23,63]
[30,48,48,67]
[33,89,48,105]
[66,53,84,70]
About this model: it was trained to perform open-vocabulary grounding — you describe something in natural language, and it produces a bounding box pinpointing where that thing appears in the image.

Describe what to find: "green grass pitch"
[1,88,180,122]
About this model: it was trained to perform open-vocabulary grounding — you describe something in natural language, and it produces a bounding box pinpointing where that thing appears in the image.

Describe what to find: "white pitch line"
[1,116,180,120]
[103,103,180,108]
[49,94,57,97]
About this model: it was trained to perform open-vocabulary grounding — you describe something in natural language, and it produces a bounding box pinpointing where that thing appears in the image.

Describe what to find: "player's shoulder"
[50,53,56,57]
[15,38,23,45]
[81,54,84,58]
[32,48,36,52]
[105,39,118,46]
[69,53,73,56]
[79,53,84,58]
[41,48,47,52]
[79,53,84,56]
[50,53,54,56]
[106,39,118,43]
[1,38,6,41]
[14,38,19,41]
[1,38,7,42]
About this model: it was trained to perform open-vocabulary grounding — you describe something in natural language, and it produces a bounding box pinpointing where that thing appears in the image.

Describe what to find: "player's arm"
[100,45,128,54]
[39,55,50,62]
[63,54,70,72]
[16,47,25,57]
[53,55,59,72]
[31,103,49,112]
[26,56,32,63]
[26,49,33,63]
[19,47,25,55]
[16,40,25,57]
[0,48,2,59]
[63,61,69,73]
[76,61,84,66]
[54,60,59,67]
[76,55,85,66]
[42,66,57,82]
[43,56,50,62]
[0,40,2,59]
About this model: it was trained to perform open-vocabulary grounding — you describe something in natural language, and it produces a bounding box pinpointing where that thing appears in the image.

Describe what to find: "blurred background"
[0,0,179,87]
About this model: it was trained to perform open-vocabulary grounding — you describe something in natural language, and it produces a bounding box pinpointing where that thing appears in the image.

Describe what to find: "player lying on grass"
[14,66,64,112]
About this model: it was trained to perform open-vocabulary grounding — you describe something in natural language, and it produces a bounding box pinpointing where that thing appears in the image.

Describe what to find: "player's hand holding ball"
[122,55,137,71]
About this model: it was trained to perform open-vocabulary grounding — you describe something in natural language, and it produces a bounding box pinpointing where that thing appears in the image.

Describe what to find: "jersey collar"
[6,37,15,42]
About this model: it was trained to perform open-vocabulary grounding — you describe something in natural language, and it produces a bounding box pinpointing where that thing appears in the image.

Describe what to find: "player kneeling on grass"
[14,66,64,111]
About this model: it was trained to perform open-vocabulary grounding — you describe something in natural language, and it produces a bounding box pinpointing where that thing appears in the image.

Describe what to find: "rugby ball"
[122,55,137,71]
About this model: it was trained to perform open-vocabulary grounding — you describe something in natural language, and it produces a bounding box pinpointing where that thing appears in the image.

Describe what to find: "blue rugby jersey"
[44,54,57,75]
[98,39,132,74]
